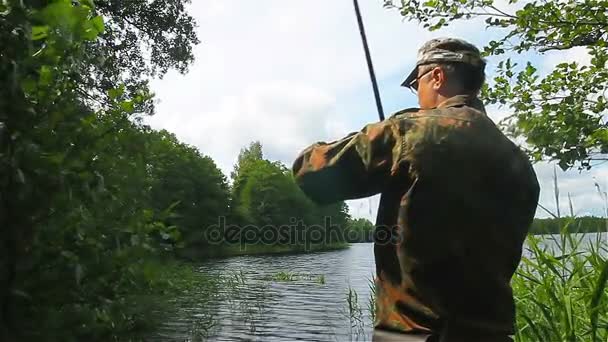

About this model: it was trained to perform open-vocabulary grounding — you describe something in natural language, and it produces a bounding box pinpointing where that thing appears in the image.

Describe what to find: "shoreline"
[178,242,352,260]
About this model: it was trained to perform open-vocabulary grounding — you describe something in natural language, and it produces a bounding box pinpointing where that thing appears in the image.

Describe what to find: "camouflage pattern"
[402,37,487,88]
[292,95,540,339]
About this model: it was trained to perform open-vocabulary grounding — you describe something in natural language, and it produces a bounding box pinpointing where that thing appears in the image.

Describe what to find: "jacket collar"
[436,95,487,115]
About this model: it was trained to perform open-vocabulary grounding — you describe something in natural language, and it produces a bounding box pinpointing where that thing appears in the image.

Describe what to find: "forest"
[530,216,608,235]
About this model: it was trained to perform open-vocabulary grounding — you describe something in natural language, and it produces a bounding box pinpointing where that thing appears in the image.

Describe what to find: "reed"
[513,169,608,341]
[512,227,608,341]
[344,286,366,339]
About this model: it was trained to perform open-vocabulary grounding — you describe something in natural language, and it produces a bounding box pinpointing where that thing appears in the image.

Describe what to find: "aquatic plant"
[265,271,326,283]
[343,286,366,340]
[367,277,377,324]
[513,228,608,342]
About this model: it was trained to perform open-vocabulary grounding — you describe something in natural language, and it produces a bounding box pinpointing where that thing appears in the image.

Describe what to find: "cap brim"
[401,66,418,88]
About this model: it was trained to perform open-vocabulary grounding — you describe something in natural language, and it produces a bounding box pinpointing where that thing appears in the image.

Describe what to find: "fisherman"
[292,38,540,342]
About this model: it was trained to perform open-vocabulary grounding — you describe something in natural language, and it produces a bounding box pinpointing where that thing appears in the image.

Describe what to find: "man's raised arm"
[292,117,405,205]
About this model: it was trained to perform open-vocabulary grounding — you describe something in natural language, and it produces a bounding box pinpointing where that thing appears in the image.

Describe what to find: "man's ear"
[431,67,444,90]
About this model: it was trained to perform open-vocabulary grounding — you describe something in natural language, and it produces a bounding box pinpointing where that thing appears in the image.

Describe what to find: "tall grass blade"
[537,203,559,219]
[521,313,547,341]
[553,165,561,218]
[530,297,560,339]
[590,259,608,341]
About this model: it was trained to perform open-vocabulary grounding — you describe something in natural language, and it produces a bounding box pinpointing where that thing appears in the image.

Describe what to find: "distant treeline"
[530,217,608,235]
[344,216,608,242]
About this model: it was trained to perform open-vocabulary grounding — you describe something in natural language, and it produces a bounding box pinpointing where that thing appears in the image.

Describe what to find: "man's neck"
[431,91,477,109]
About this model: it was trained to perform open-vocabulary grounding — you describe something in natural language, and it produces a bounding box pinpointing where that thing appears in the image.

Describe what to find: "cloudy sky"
[145,0,608,220]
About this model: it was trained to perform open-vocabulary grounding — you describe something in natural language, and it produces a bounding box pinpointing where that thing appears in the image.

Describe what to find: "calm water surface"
[151,243,376,341]
[151,233,607,341]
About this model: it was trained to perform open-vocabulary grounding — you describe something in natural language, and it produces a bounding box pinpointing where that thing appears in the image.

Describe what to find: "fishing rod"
[352,0,385,121]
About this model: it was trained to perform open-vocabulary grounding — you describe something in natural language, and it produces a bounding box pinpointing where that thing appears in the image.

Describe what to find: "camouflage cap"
[401,37,486,88]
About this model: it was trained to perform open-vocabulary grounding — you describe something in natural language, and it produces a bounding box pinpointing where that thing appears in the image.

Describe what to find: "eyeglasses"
[408,68,433,92]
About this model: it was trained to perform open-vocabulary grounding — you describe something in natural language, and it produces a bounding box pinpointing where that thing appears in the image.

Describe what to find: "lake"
[150,243,376,341]
[149,233,607,341]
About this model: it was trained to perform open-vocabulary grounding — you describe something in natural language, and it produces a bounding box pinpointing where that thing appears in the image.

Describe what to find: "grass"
[511,166,608,341]
[367,277,377,324]
[269,271,299,282]
[512,228,608,342]
[343,286,366,339]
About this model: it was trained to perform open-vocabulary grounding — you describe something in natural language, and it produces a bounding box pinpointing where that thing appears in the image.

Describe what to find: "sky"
[145,0,608,221]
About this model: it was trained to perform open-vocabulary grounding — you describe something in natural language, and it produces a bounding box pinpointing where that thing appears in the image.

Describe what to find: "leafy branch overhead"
[20,0,199,115]
[385,0,608,170]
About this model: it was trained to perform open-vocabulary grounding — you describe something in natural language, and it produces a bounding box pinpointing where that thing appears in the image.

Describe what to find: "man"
[292,38,540,342]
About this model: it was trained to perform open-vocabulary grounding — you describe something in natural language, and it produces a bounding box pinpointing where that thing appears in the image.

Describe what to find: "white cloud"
[147,81,337,172]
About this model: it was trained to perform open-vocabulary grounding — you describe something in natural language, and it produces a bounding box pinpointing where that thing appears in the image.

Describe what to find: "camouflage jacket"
[292,95,540,337]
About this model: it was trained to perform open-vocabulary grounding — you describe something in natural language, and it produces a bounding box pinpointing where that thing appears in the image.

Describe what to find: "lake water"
[151,243,377,341]
[150,232,607,341]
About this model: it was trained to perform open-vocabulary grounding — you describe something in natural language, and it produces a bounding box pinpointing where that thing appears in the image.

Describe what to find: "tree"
[229,142,351,248]
[346,218,375,243]
[231,141,264,185]
[386,0,608,170]
[229,141,265,224]
[146,129,229,247]
[0,0,200,338]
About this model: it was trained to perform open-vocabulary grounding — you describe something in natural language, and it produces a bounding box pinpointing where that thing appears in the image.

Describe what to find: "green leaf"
[31,25,49,40]
[108,85,125,100]
[120,100,134,113]
[90,15,104,34]
[590,259,608,341]
[80,0,96,9]
[82,22,100,41]
[39,65,53,86]
[75,264,84,286]
[21,78,37,94]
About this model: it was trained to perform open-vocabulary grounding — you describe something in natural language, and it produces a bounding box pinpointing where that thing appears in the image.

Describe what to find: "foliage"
[344,286,366,339]
[231,141,264,189]
[346,218,376,243]
[264,271,326,283]
[77,0,198,115]
[0,0,210,339]
[146,129,229,248]
[512,228,608,341]
[385,0,608,170]
[228,141,351,249]
[531,216,608,235]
